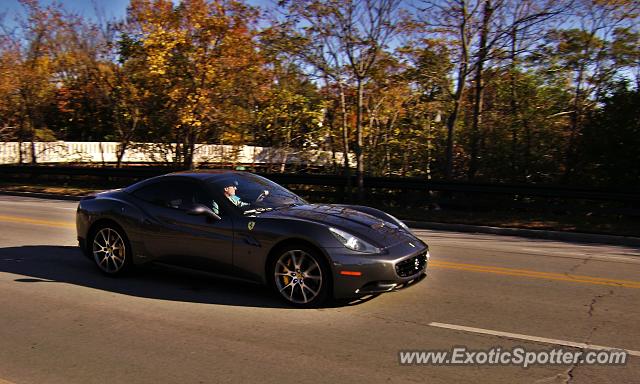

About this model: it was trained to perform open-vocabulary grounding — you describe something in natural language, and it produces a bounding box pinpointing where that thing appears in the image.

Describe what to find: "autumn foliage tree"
[0,0,638,190]
[117,0,265,167]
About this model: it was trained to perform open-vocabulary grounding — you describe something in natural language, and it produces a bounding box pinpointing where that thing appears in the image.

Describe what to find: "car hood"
[259,204,419,248]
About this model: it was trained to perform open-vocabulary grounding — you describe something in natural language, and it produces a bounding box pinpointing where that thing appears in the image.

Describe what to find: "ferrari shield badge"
[248,221,255,231]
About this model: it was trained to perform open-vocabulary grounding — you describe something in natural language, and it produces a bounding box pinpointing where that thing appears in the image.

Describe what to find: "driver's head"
[222,180,238,197]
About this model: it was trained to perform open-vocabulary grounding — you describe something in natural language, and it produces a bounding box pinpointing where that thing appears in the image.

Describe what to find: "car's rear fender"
[78,192,150,264]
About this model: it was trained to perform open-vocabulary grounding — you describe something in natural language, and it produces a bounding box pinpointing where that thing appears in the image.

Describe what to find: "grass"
[382,206,640,237]
[0,182,102,196]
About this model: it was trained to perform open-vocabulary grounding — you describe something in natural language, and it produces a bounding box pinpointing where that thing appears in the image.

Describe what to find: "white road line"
[429,322,640,357]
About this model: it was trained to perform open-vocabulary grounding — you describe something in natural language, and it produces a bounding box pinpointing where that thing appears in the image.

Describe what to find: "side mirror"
[187,204,221,221]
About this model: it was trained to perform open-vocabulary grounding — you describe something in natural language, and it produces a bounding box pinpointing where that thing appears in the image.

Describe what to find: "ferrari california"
[76,171,429,307]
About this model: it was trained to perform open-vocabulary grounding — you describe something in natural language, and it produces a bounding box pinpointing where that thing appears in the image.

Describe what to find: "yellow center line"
[0,214,75,229]
[430,260,640,289]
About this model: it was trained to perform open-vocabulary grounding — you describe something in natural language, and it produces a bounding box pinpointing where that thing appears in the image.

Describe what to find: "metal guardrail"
[0,165,638,203]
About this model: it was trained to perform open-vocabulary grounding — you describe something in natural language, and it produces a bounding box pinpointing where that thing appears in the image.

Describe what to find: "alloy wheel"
[274,249,323,304]
[92,227,127,274]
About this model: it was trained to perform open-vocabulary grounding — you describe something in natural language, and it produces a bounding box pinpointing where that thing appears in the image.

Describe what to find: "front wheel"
[271,246,331,307]
[90,225,131,275]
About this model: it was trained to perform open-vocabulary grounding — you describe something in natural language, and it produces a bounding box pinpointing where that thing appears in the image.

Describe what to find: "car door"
[130,178,235,273]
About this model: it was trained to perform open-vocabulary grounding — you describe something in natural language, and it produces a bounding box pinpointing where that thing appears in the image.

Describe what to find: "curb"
[2,189,639,247]
[405,220,640,247]
[0,190,82,201]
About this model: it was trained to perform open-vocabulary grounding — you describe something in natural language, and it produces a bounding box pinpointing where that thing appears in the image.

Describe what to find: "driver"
[223,180,249,208]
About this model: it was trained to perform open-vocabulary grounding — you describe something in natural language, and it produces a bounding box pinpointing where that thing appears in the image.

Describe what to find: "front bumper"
[328,241,429,299]
[355,272,427,295]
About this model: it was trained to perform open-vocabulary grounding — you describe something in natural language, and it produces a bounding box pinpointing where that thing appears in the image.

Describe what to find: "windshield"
[206,173,306,214]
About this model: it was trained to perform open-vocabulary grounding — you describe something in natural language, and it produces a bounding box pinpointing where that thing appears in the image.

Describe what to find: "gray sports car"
[76,171,429,307]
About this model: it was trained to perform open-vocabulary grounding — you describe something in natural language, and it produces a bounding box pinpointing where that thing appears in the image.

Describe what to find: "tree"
[254,62,326,172]
[419,0,562,179]
[119,0,263,167]
[419,0,478,179]
[535,0,640,180]
[4,0,67,163]
[0,34,22,142]
[401,40,452,177]
[277,0,406,199]
[580,82,640,187]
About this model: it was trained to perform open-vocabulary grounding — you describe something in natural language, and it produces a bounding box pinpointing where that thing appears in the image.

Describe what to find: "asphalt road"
[0,195,638,384]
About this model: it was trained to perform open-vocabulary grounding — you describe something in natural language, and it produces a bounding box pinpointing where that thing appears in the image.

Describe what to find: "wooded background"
[1,0,638,195]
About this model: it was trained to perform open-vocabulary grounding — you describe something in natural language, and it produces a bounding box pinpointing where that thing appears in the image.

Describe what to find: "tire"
[89,224,131,276]
[270,244,331,308]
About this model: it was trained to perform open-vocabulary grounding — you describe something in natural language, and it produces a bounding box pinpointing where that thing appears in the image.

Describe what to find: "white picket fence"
[0,142,350,166]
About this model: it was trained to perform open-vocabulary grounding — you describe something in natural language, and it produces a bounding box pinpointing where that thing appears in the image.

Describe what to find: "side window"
[132,180,213,211]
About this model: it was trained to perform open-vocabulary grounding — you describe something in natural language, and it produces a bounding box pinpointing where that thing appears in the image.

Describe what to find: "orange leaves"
[117,0,266,152]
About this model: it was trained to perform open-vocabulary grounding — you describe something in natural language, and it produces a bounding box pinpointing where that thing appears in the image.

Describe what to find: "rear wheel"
[90,225,131,275]
[271,245,330,307]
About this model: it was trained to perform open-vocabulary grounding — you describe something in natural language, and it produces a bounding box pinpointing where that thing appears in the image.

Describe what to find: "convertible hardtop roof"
[124,170,251,192]
[168,169,247,180]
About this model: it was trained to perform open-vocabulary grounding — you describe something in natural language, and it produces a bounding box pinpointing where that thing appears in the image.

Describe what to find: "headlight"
[329,227,380,254]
